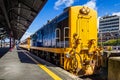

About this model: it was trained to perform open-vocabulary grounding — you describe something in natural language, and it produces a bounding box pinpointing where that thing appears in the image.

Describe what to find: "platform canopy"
[0,0,47,40]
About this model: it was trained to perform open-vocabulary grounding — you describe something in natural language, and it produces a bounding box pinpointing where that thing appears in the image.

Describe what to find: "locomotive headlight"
[65,53,71,58]
[80,7,86,14]
[86,7,90,14]
[82,8,86,12]
[80,6,90,15]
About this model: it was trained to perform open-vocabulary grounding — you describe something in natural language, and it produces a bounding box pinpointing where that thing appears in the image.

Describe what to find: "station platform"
[0,47,81,80]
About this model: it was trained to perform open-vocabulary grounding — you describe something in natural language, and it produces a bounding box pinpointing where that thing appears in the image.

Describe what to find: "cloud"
[83,0,97,10]
[54,0,74,10]
[20,32,33,41]
[112,12,120,16]
[54,0,97,10]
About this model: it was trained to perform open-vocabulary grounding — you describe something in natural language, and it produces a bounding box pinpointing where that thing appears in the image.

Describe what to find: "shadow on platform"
[17,47,57,67]
[17,50,36,64]
[0,47,9,58]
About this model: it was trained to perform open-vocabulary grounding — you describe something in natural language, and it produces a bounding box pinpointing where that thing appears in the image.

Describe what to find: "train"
[19,6,102,75]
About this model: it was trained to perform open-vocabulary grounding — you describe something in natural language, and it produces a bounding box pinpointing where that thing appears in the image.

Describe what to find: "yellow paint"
[38,64,62,80]
[31,46,65,53]
[19,45,27,49]
[19,45,71,54]
[27,37,31,50]
[64,6,101,75]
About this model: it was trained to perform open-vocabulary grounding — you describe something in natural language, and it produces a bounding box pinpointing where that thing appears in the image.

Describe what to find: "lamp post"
[100,31,103,47]
[117,30,120,50]
[117,32,119,46]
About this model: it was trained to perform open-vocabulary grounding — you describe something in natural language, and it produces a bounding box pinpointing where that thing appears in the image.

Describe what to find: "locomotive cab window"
[56,11,69,48]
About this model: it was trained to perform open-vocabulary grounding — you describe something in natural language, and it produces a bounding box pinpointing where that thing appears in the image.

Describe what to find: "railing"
[64,27,69,48]
[55,28,61,48]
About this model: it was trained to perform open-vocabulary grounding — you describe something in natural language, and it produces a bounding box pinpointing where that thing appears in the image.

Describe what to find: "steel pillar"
[1,40,2,47]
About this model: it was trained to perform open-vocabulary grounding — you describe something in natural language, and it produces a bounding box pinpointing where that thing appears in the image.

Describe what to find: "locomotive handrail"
[64,27,69,48]
[55,28,61,48]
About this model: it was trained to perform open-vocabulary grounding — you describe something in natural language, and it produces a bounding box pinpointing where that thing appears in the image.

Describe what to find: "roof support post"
[1,39,2,48]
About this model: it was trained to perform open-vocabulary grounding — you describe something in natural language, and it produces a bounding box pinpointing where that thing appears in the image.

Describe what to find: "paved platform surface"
[0,47,81,80]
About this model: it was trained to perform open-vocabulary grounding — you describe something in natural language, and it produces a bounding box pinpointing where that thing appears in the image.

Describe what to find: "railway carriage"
[20,6,102,75]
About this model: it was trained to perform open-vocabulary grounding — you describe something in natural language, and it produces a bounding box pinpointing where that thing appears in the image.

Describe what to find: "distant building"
[98,15,120,42]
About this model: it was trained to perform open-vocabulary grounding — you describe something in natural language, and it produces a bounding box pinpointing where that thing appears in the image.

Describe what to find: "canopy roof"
[0,0,47,40]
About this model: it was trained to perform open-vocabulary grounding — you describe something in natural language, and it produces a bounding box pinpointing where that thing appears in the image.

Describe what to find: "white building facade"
[99,15,120,42]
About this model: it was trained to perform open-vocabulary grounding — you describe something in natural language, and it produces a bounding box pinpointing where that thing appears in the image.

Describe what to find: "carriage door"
[55,28,61,48]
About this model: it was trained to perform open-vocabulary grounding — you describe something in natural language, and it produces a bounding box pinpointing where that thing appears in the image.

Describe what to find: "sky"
[20,0,120,41]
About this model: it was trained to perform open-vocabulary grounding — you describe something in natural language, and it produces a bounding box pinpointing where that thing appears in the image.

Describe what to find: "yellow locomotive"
[20,6,102,75]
